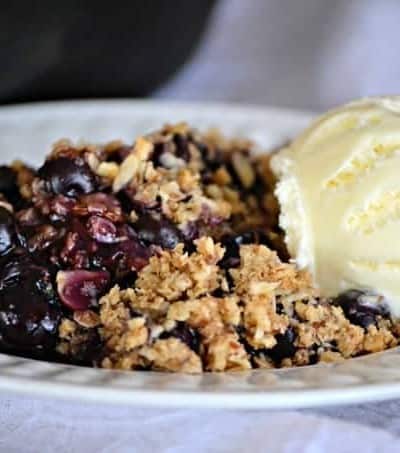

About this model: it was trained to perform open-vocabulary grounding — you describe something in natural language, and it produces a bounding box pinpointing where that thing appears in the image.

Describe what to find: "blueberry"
[69,328,103,366]
[333,290,389,329]
[26,224,62,253]
[265,328,296,362]
[0,253,61,354]
[87,216,118,244]
[173,134,191,162]
[237,326,297,365]
[160,322,201,353]
[0,166,17,196]
[57,270,110,311]
[0,207,16,256]
[236,325,257,358]
[197,142,225,171]
[0,166,24,206]
[0,165,16,191]
[94,236,152,274]
[133,213,182,249]
[151,142,169,167]
[38,157,97,197]
[62,219,151,274]
[116,271,138,289]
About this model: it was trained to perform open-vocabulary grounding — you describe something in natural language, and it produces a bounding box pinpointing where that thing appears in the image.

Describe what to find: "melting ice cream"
[271,96,400,315]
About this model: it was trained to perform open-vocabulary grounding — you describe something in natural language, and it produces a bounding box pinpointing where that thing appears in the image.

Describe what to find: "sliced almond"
[96,161,119,179]
[112,137,153,192]
[135,137,153,160]
[113,153,139,192]
[232,152,255,188]
[86,153,100,172]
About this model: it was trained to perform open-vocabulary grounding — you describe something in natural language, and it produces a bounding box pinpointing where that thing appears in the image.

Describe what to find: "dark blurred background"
[1,1,399,110]
[0,1,216,103]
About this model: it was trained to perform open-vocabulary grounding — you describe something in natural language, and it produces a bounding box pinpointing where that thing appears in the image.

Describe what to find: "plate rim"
[2,358,400,409]
[0,97,316,120]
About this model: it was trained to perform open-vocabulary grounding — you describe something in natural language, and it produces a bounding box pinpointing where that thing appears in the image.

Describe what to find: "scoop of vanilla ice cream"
[271,96,400,315]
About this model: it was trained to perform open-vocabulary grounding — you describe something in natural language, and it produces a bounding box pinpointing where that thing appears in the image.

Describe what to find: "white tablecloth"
[1,394,400,453]
[4,0,400,450]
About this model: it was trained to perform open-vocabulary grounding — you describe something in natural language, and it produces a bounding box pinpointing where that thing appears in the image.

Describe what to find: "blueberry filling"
[133,213,182,249]
[0,253,61,355]
[0,207,17,256]
[263,328,297,363]
[160,322,201,354]
[0,165,27,208]
[333,290,389,329]
[38,157,97,197]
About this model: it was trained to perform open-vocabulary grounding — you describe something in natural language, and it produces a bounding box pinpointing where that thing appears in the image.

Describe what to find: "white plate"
[1,99,399,410]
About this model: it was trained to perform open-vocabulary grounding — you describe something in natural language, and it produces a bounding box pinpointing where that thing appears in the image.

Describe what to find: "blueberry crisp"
[0,123,398,373]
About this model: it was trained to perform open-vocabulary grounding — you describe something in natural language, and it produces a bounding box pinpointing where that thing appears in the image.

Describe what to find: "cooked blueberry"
[333,290,389,329]
[0,207,16,256]
[197,143,225,171]
[173,134,191,162]
[0,254,61,353]
[116,271,138,289]
[0,166,24,206]
[26,224,62,253]
[60,219,95,269]
[308,344,320,365]
[87,216,118,244]
[181,221,199,244]
[95,236,151,274]
[38,157,97,197]
[133,213,182,249]
[160,322,201,353]
[219,237,242,268]
[116,190,136,213]
[211,288,226,298]
[61,219,151,274]
[236,325,257,358]
[0,166,16,195]
[56,270,110,311]
[238,327,297,365]
[67,328,103,366]
[151,142,169,167]
[265,328,297,362]
[276,302,285,315]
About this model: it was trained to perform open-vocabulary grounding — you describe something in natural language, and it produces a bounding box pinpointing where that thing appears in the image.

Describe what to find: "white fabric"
[0,394,399,453]
[4,1,400,450]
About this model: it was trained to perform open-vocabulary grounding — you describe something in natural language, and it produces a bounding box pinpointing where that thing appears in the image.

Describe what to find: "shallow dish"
[0,99,399,409]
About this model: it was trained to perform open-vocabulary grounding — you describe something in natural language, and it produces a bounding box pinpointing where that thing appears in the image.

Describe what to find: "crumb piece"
[73,310,100,328]
[206,333,251,371]
[319,351,345,363]
[140,338,202,373]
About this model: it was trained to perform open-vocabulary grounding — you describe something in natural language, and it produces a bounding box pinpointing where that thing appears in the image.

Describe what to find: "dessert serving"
[0,97,399,374]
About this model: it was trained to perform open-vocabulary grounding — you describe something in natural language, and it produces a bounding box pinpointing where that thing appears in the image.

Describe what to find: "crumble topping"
[60,238,400,373]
